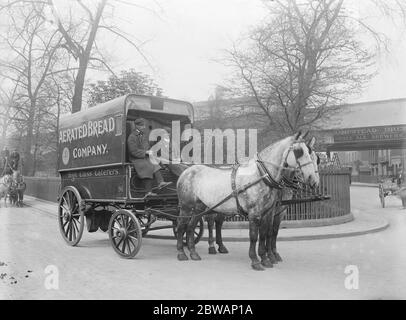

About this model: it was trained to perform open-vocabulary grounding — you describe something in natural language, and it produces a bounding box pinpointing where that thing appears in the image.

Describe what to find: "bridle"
[255,140,317,190]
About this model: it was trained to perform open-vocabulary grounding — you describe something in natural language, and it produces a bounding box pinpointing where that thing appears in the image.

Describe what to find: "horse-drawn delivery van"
[57,94,203,258]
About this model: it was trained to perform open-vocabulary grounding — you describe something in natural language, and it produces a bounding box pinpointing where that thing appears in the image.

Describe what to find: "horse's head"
[283,132,320,189]
[1,174,13,187]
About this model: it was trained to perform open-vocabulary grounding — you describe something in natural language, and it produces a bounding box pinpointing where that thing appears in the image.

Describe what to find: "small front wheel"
[109,209,142,258]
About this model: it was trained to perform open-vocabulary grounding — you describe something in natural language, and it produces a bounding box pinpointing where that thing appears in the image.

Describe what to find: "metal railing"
[24,168,351,221]
[226,168,351,221]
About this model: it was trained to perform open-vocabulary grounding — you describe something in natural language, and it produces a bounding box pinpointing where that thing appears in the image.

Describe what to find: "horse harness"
[229,142,316,217]
[190,140,317,221]
[230,160,284,216]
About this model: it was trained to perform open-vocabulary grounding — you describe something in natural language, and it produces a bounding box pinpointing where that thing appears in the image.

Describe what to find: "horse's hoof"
[208,247,217,254]
[274,252,283,262]
[251,262,265,271]
[177,253,189,261]
[268,253,278,264]
[190,252,201,261]
[217,245,229,254]
[261,259,273,268]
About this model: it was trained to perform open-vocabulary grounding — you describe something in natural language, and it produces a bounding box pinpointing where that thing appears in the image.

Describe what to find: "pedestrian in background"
[1,146,10,175]
[10,149,20,171]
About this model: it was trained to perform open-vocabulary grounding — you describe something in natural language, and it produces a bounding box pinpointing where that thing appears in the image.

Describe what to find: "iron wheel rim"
[58,187,84,246]
[109,210,142,258]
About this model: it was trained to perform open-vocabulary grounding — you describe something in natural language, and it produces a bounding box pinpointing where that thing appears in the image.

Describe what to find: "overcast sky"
[73,0,406,104]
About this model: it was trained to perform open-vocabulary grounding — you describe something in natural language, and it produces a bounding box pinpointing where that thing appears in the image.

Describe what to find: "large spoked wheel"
[58,186,85,246]
[379,185,385,208]
[172,217,204,246]
[109,209,142,258]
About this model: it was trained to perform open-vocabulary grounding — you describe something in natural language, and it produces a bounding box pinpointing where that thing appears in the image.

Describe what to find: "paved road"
[0,186,405,299]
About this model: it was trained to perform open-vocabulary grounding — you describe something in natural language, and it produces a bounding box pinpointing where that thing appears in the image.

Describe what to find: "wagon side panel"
[60,166,127,200]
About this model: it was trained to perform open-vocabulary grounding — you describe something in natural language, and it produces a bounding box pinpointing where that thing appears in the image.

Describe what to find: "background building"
[193,97,406,181]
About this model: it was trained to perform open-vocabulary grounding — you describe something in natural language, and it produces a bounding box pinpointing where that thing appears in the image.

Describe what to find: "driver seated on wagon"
[127,117,171,197]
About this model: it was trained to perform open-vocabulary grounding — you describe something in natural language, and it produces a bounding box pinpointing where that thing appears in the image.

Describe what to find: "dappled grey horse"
[176,132,320,270]
[205,137,320,263]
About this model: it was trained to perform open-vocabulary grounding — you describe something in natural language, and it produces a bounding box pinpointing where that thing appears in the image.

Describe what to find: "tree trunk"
[1,115,9,149]
[71,0,107,113]
[72,58,87,113]
[23,101,36,176]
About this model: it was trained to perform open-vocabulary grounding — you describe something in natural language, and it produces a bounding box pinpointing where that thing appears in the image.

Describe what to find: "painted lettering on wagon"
[59,117,115,144]
[66,168,120,179]
[73,144,108,159]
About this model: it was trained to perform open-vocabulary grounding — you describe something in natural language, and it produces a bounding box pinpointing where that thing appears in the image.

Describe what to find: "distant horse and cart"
[0,154,26,208]
[56,94,328,270]
[378,175,406,208]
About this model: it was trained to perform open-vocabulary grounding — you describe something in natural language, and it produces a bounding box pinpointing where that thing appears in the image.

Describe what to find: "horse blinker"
[293,148,304,159]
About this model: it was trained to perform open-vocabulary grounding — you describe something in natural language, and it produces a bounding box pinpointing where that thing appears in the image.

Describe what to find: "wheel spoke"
[69,191,75,210]
[61,204,70,215]
[128,236,136,249]
[68,221,72,241]
[128,219,135,229]
[115,237,123,249]
[64,219,70,236]
[72,202,79,213]
[72,218,80,233]
[128,235,139,243]
[127,238,135,254]
[66,192,71,210]
[124,215,130,228]
[62,195,68,206]
[72,222,76,240]
[115,216,123,228]
[122,237,127,253]
[127,228,138,234]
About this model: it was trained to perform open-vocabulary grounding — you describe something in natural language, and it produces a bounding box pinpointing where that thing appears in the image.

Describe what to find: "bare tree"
[0,2,65,174]
[47,0,156,113]
[0,83,20,149]
[224,0,380,138]
[47,0,108,113]
[1,0,158,114]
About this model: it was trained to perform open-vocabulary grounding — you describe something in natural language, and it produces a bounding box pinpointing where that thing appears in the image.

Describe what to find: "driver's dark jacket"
[127,129,160,179]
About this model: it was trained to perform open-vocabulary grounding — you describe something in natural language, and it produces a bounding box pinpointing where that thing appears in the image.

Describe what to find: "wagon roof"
[59,94,194,130]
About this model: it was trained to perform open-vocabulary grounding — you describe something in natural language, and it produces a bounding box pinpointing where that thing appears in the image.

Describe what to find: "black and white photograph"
[0,0,406,303]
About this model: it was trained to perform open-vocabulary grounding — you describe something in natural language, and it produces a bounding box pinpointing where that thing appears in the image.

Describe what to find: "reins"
[184,140,318,220]
[190,173,270,220]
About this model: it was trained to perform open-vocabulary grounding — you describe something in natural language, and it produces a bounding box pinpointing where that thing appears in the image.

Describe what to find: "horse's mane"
[259,135,295,161]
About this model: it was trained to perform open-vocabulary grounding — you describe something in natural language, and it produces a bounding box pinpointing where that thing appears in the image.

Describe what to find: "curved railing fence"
[285,168,351,220]
[25,168,351,223]
[225,168,351,222]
